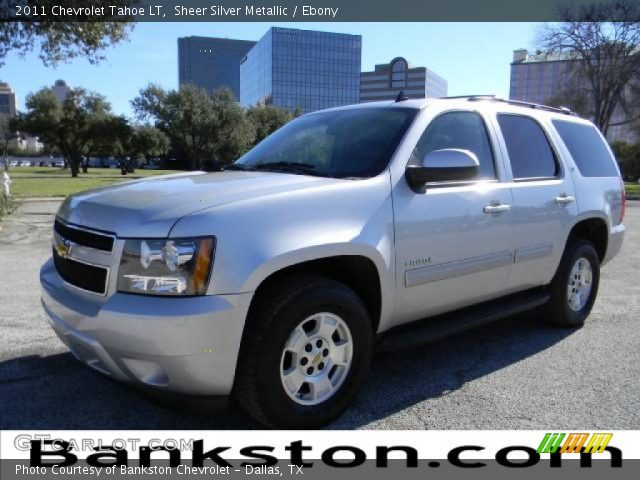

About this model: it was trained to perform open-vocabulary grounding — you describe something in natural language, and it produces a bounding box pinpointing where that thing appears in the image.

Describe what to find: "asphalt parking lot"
[0,200,638,429]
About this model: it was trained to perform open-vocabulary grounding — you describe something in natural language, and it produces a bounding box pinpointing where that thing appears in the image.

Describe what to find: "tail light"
[620,178,626,224]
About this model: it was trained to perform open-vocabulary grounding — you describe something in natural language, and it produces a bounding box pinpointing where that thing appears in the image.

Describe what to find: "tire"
[234,275,373,428]
[542,239,600,328]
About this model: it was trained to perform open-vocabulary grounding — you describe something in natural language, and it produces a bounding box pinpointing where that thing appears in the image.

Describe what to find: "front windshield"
[234,107,417,178]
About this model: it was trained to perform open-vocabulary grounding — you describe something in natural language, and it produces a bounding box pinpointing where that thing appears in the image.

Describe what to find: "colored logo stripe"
[537,433,613,454]
[560,433,589,453]
[537,433,566,453]
[583,433,613,453]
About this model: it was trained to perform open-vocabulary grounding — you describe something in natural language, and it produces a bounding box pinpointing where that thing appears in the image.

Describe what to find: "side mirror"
[405,148,479,188]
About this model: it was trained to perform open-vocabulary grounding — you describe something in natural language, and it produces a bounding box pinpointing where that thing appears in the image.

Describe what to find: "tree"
[117,122,170,174]
[538,0,640,136]
[208,88,255,168]
[610,140,640,181]
[0,1,133,66]
[130,124,170,166]
[0,116,18,170]
[90,116,170,175]
[545,88,591,118]
[133,84,213,170]
[132,84,255,170]
[246,104,295,144]
[18,87,113,177]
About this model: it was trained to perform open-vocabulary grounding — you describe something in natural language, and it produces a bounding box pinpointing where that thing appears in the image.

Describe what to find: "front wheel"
[234,275,373,428]
[543,239,600,328]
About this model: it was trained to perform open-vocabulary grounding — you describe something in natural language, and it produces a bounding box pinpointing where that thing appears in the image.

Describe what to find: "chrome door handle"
[555,194,575,205]
[483,202,511,214]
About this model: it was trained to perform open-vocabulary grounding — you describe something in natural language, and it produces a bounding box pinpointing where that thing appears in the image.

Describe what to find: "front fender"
[168,174,396,326]
[243,242,389,293]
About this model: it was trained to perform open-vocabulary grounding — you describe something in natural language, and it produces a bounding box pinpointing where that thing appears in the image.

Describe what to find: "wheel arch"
[246,254,384,334]
[565,215,609,263]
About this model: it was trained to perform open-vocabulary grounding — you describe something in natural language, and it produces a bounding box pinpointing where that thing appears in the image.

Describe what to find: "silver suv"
[40,96,626,428]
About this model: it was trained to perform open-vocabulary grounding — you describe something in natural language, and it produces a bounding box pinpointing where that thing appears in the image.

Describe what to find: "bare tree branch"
[538,0,640,137]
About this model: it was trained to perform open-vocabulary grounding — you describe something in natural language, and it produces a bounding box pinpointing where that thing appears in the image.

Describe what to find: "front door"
[391,110,515,325]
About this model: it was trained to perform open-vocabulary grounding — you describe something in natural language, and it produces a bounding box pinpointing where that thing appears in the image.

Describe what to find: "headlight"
[117,237,215,296]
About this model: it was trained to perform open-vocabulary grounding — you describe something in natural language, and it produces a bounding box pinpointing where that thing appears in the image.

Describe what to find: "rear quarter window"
[552,120,619,177]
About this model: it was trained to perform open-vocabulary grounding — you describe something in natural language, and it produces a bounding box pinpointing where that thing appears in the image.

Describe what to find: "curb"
[627,195,640,201]
[19,197,66,202]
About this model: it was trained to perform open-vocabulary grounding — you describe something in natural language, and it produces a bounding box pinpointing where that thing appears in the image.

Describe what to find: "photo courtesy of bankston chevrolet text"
[0,0,639,452]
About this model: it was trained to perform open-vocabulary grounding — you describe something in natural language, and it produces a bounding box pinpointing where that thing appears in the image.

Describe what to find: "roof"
[307,96,591,124]
[514,51,580,64]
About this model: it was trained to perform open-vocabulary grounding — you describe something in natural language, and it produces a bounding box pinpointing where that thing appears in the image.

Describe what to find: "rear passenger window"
[412,111,496,180]
[498,114,559,180]
[552,120,619,177]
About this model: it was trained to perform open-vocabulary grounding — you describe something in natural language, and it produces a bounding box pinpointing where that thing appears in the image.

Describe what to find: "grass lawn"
[8,167,181,178]
[625,183,640,195]
[8,167,183,198]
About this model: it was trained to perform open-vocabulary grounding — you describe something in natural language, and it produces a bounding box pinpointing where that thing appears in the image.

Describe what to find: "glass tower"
[241,28,362,114]
[178,36,257,99]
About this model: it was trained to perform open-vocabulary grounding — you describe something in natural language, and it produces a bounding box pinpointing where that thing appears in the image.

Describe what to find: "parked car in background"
[8,160,18,168]
[142,161,162,170]
[19,160,32,167]
[40,96,625,428]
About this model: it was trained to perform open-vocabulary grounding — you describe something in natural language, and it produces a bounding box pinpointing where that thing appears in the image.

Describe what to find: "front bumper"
[40,258,252,395]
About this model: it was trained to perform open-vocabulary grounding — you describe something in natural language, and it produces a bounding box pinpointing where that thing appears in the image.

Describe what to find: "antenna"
[395,91,409,102]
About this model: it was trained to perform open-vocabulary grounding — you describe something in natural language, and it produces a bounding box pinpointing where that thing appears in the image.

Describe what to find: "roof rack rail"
[439,94,496,101]
[487,97,576,116]
[438,95,576,116]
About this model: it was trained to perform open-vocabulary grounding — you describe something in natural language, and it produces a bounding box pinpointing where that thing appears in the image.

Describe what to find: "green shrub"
[0,193,16,219]
[610,141,640,182]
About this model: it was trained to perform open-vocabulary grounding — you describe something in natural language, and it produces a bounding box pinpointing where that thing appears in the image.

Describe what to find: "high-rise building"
[178,36,257,99]
[360,57,448,103]
[0,82,17,117]
[510,48,635,142]
[240,27,361,113]
[52,79,71,102]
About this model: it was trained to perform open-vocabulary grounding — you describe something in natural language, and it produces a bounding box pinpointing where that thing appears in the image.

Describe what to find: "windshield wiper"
[223,163,255,171]
[254,162,326,176]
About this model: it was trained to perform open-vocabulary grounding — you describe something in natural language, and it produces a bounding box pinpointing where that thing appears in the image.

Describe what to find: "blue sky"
[1,22,542,117]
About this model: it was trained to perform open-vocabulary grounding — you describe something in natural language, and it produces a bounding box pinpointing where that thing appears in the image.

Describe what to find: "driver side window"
[411,111,497,180]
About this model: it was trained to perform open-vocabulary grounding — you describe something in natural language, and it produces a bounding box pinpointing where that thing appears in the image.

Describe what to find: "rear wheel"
[234,275,373,428]
[543,239,600,327]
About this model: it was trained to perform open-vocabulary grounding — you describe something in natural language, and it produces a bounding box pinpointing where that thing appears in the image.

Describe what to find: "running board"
[376,290,550,352]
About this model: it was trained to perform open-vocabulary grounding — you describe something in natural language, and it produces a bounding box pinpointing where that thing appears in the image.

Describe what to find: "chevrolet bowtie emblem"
[53,233,73,259]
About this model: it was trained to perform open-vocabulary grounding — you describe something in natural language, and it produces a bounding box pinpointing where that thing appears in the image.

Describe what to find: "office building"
[510,48,635,142]
[52,79,71,103]
[240,27,361,113]
[178,36,257,99]
[0,82,17,117]
[360,57,448,103]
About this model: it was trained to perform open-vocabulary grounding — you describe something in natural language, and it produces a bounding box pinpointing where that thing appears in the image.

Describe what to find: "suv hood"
[57,171,341,237]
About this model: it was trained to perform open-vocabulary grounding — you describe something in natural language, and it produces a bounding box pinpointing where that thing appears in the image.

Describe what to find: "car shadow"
[0,310,574,429]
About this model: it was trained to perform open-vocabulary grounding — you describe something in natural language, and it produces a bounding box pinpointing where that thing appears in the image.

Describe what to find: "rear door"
[492,113,577,290]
